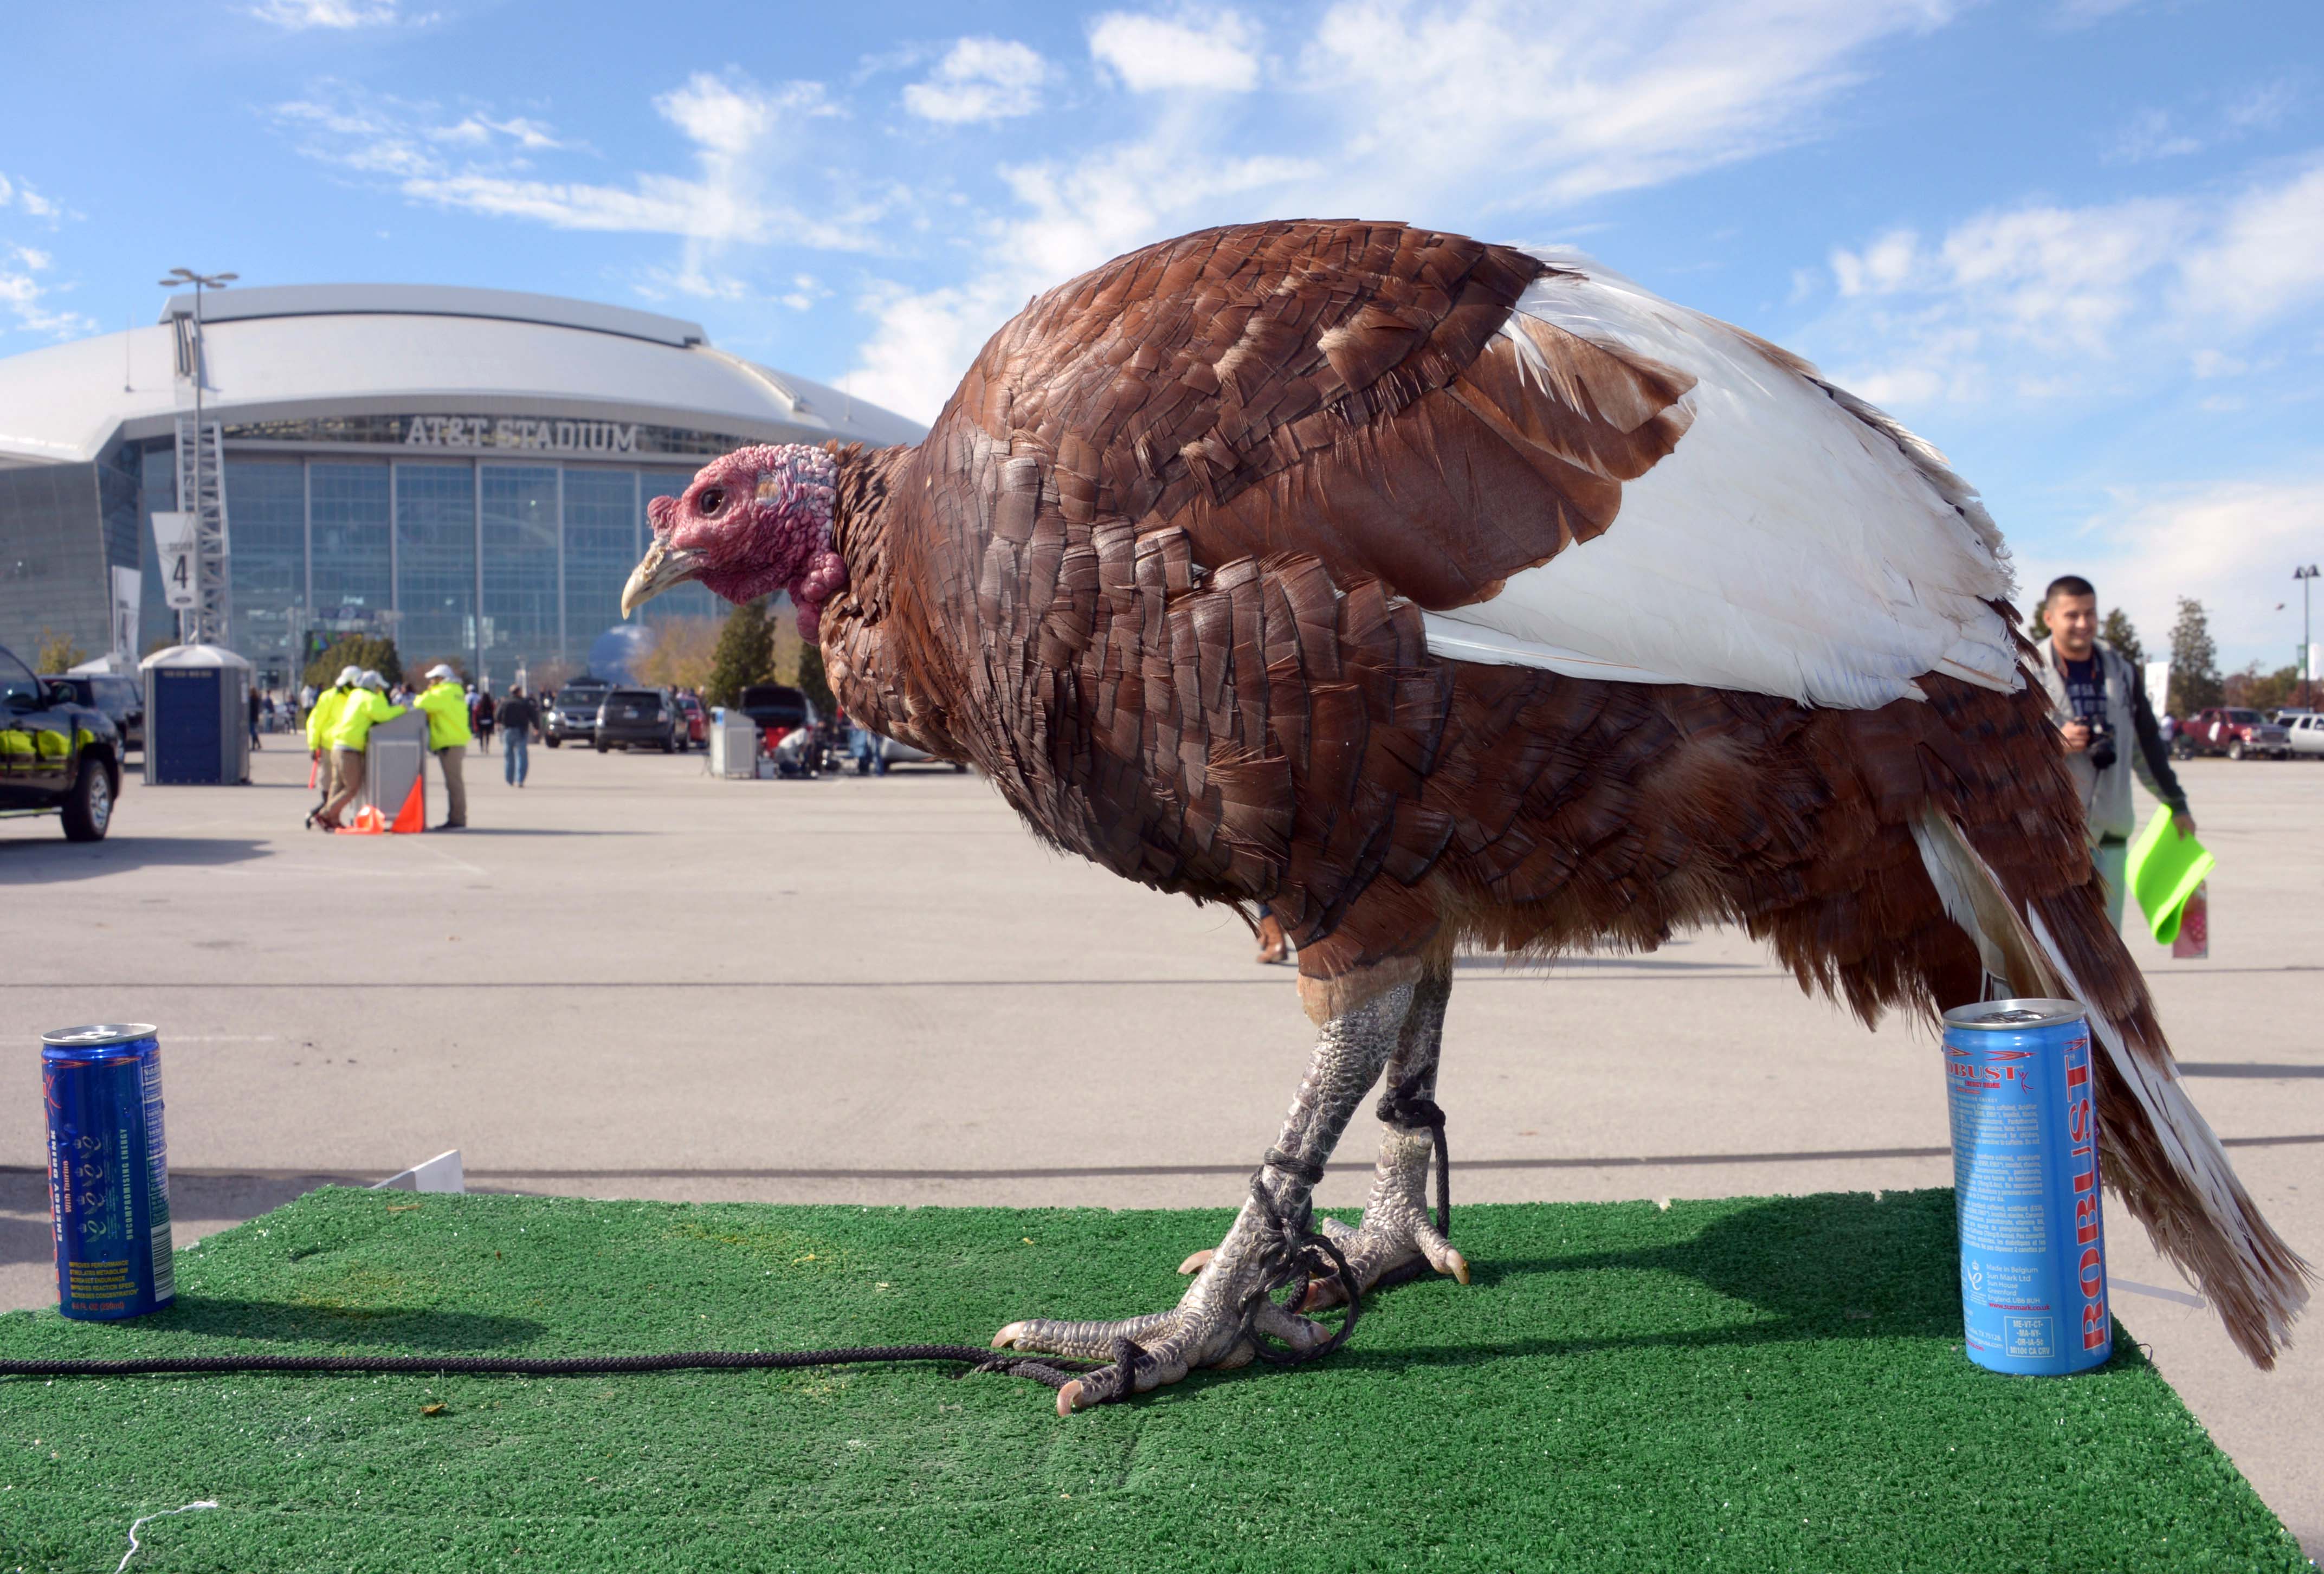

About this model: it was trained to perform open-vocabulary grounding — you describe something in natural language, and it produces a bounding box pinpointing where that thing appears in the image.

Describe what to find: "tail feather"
[1915,810,2311,1367]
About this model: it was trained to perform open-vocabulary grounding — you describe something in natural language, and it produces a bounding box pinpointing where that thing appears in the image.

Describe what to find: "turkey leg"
[1305,964,1468,1308]
[992,979,1416,1414]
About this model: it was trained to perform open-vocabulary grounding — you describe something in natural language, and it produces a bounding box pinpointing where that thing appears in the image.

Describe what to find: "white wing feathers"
[1420,252,2020,711]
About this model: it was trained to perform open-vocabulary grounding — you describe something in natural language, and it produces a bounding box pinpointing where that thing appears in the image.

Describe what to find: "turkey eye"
[699,488,725,516]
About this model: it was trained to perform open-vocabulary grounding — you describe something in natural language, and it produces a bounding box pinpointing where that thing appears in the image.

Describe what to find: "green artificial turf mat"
[0,1188,2303,1573]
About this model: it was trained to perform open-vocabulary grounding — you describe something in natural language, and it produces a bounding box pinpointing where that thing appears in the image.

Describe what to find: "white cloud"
[2179,159,2324,330]
[0,243,92,338]
[2105,80,2298,163]
[1806,157,2324,411]
[847,0,1966,420]
[0,172,60,222]
[902,38,1048,124]
[844,114,1314,420]
[1292,0,1960,211]
[249,0,414,28]
[273,76,874,249]
[1089,11,1263,93]
[2025,478,2324,672]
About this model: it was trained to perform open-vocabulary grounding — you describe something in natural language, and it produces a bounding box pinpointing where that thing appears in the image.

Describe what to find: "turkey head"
[620,442,847,636]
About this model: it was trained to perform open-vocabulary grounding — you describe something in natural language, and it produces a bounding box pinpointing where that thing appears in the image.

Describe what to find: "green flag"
[2126,806,2215,944]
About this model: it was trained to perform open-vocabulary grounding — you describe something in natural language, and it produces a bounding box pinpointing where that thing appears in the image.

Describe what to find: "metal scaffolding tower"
[173,415,230,646]
[161,267,236,647]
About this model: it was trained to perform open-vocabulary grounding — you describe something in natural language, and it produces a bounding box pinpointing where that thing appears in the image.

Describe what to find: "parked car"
[675,693,706,750]
[737,683,824,775]
[1,641,121,841]
[543,678,613,747]
[593,687,686,753]
[2178,707,2291,760]
[2270,707,2316,728]
[41,672,143,755]
[869,733,968,773]
[2287,714,2324,759]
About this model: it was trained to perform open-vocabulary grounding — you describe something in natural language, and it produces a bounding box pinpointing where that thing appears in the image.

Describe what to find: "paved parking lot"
[5,738,2319,1553]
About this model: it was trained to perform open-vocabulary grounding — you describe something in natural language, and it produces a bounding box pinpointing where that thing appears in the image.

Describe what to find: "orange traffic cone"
[335,805,388,835]
[388,775,426,834]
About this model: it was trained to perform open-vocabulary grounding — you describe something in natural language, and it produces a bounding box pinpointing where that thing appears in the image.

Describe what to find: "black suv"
[1,641,121,841]
[593,687,685,753]
[42,672,144,755]
[544,678,612,748]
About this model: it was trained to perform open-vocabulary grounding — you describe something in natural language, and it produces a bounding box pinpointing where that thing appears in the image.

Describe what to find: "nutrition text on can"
[1940,999,2109,1376]
[41,1024,176,1320]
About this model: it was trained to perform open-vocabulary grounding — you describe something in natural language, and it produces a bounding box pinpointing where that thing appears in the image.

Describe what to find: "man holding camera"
[2033,575,2194,927]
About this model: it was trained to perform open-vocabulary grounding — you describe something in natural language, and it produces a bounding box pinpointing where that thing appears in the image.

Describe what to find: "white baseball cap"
[358,670,385,691]
[336,666,362,686]
[424,663,458,682]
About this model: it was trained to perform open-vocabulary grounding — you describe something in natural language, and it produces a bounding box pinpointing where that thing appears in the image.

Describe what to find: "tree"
[2097,607,2144,666]
[34,628,88,673]
[2224,664,2300,711]
[302,634,402,692]
[2166,598,2221,715]
[635,615,719,693]
[797,644,836,717]
[702,597,775,708]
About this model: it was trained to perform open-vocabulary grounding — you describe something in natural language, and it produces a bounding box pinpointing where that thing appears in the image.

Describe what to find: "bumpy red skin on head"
[647,445,843,636]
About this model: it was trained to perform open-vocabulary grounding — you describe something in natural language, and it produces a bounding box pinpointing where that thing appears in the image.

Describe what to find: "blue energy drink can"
[1940,999,2109,1376]
[41,1024,175,1320]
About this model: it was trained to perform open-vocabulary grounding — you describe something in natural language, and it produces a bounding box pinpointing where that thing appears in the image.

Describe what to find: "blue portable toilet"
[140,644,251,786]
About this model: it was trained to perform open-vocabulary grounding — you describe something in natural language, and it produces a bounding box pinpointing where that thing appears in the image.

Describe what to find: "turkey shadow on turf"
[1316,1189,2152,1375]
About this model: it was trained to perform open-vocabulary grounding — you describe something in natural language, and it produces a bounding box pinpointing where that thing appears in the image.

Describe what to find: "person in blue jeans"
[498,685,538,786]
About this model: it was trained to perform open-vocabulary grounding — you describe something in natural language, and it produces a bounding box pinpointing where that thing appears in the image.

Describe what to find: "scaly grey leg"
[992,980,1415,1413]
[1306,964,1468,1307]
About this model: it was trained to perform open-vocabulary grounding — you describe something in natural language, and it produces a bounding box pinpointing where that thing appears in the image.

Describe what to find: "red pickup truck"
[2177,707,2291,760]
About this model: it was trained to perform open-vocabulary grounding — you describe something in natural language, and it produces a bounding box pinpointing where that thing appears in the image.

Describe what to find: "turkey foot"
[1302,1125,1467,1309]
[992,980,1416,1413]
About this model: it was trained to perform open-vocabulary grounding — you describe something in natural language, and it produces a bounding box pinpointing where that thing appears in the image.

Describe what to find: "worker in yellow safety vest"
[411,664,474,830]
[316,670,405,830]
[304,666,361,830]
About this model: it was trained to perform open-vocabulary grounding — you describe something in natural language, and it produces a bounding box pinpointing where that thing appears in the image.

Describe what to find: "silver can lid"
[1941,998,2084,1031]
[41,1023,160,1049]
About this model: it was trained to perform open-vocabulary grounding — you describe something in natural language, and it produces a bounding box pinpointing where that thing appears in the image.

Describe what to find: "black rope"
[5,1114,1455,1405]
[0,1345,1102,1392]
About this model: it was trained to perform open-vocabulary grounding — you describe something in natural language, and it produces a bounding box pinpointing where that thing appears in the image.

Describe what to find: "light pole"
[2297,565,2320,710]
[157,267,236,463]
[157,268,236,643]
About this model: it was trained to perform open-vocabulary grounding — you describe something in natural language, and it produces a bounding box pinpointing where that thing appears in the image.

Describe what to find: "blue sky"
[4,0,2321,671]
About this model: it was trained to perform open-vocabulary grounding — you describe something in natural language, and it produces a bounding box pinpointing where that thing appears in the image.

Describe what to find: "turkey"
[622,220,2308,1412]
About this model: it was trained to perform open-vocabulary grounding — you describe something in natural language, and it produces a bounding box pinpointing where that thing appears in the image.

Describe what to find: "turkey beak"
[621,537,706,617]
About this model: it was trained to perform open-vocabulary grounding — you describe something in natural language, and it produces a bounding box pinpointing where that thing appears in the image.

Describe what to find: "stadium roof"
[0,282,922,467]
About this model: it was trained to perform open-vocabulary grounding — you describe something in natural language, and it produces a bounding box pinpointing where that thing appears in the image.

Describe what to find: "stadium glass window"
[481,465,559,688]
[309,462,392,618]
[224,458,305,674]
[561,468,636,668]
[395,462,477,675]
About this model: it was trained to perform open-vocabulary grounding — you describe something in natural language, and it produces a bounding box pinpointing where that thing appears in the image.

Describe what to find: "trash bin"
[140,644,250,786]
[709,707,757,779]
[360,709,430,830]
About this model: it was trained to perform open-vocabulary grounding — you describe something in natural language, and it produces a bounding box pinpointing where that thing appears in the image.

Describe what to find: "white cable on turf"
[115,1499,218,1573]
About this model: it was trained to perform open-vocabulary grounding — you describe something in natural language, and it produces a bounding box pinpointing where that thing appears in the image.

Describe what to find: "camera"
[2086,718,2116,772]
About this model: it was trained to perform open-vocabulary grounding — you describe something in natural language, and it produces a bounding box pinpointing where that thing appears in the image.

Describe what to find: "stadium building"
[0,284,921,688]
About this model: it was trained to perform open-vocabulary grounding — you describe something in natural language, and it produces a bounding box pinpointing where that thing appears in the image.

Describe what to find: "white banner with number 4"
[150,509,197,611]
